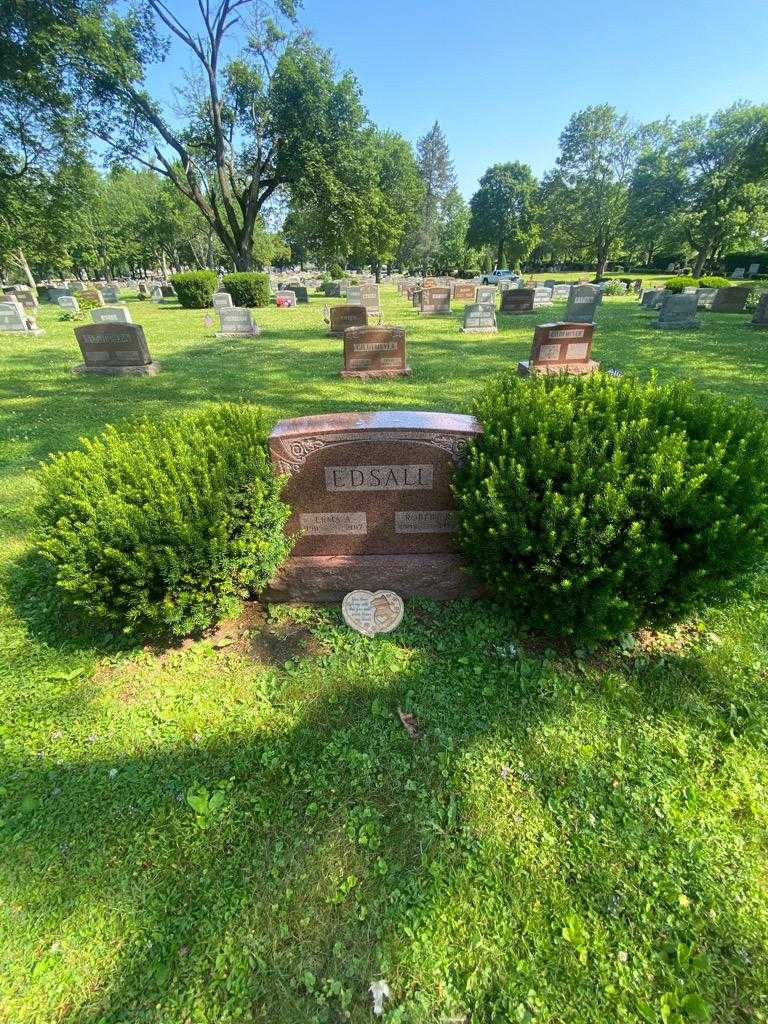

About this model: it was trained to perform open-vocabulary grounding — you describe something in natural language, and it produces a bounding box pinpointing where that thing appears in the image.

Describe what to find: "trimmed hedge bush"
[666,275,730,293]
[35,404,292,637]
[170,270,218,308]
[221,272,271,307]
[454,373,768,643]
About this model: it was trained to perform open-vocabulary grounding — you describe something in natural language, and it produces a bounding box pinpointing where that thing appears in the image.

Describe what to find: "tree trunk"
[373,261,381,283]
[692,249,707,278]
[496,239,504,268]
[596,255,608,278]
[160,250,170,279]
[16,249,37,292]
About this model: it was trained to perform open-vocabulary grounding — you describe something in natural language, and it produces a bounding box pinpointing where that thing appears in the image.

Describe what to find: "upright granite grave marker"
[9,286,38,310]
[216,307,260,337]
[288,283,309,304]
[750,291,768,328]
[695,288,717,310]
[341,326,410,378]
[453,282,476,301]
[80,287,104,306]
[359,282,381,316]
[640,288,665,309]
[92,305,133,324]
[500,288,534,314]
[276,289,297,307]
[58,295,80,313]
[419,287,451,315]
[0,300,43,334]
[518,323,598,376]
[653,293,699,329]
[160,284,176,299]
[329,304,368,336]
[212,292,233,310]
[267,411,483,601]
[73,322,158,375]
[564,284,601,323]
[710,286,751,313]
[461,303,497,334]
[748,263,761,277]
[100,285,119,303]
[533,286,553,308]
[475,286,496,306]
[551,283,571,301]
[731,267,746,280]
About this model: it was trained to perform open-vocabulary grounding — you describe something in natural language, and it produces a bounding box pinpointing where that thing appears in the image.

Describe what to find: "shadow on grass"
[3,596,767,1021]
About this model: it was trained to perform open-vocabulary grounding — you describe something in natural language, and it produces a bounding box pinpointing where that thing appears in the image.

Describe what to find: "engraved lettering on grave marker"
[325,464,434,492]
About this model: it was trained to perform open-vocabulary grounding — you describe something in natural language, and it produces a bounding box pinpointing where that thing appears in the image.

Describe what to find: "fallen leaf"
[397,708,421,740]
[369,978,390,1016]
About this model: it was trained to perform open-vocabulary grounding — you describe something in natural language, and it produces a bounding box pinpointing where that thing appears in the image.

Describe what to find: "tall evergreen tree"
[413,121,456,271]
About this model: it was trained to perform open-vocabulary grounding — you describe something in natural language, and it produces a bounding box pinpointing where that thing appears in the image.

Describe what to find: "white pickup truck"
[481,268,521,286]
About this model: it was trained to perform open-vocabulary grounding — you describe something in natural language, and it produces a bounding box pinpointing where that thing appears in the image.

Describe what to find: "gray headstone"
[695,288,717,310]
[100,285,120,303]
[551,284,571,300]
[0,300,43,334]
[213,292,233,310]
[653,293,700,329]
[58,295,80,313]
[216,306,260,337]
[640,288,666,309]
[533,286,553,308]
[748,263,760,277]
[731,267,746,280]
[287,283,309,304]
[73,322,158,375]
[462,302,497,334]
[564,285,601,324]
[475,286,496,306]
[751,291,768,327]
[277,290,297,307]
[91,305,133,324]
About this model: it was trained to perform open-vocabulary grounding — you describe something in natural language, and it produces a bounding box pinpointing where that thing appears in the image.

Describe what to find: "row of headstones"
[401,284,603,323]
[640,285,768,326]
[731,264,763,279]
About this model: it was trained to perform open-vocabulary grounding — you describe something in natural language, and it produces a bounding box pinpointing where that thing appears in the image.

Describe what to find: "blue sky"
[144,0,768,199]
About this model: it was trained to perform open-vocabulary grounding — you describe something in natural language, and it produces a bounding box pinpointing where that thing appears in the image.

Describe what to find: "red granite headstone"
[267,411,483,601]
[419,287,451,314]
[452,282,476,301]
[341,326,410,378]
[517,322,598,376]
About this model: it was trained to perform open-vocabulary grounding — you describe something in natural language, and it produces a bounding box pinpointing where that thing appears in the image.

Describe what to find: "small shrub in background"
[454,373,768,643]
[222,272,271,307]
[170,270,217,309]
[35,404,292,637]
[328,264,344,280]
[665,276,697,293]
[602,281,626,296]
[698,276,732,289]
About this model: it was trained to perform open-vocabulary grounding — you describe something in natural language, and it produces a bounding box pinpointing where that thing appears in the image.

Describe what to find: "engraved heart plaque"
[342,590,404,637]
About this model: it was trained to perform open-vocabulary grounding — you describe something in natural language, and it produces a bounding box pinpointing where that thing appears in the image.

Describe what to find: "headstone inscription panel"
[518,322,598,376]
[500,288,534,314]
[750,291,768,328]
[462,303,497,334]
[710,287,751,313]
[329,304,368,336]
[73,322,158,375]
[91,305,133,324]
[419,287,451,314]
[341,326,410,378]
[267,411,483,601]
[216,307,260,337]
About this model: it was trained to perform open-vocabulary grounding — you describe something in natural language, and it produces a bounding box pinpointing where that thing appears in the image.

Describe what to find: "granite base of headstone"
[265,411,484,602]
[461,303,497,334]
[518,323,598,377]
[341,326,410,378]
[73,323,159,375]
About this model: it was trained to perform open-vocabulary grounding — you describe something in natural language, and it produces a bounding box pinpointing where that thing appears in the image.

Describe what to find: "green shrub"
[602,281,626,295]
[221,272,271,307]
[35,404,292,637]
[698,276,731,289]
[664,276,697,293]
[328,264,344,280]
[170,270,218,309]
[454,373,768,643]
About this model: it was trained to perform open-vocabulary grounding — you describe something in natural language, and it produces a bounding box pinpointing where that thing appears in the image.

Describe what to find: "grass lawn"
[1,285,768,1023]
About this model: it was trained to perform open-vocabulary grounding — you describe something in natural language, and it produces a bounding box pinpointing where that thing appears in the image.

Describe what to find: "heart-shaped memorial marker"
[342,590,404,637]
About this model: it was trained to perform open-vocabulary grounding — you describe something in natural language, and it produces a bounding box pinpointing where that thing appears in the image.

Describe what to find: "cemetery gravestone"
[288,284,309,304]
[101,285,119,303]
[731,267,746,280]
[564,285,600,323]
[695,288,717,310]
[0,300,43,335]
[341,326,410,378]
[640,288,665,309]
[359,283,381,316]
[329,304,368,336]
[150,286,163,302]
[58,295,80,313]
[346,285,363,305]
[748,263,761,277]
[216,307,260,337]
[533,286,553,308]
[80,287,104,306]
[92,305,133,324]
[420,287,451,315]
[277,290,297,307]
[551,284,571,301]
[9,287,38,310]
[475,286,496,306]
[500,288,535,314]
[160,285,176,300]
[69,281,84,293]
[653,293,699,329]
[212,292,233,310]
[750,292,768,328]
[453,282,476,301]
[138,282,150,298]
[461,303,497,334]
[518,323,598,377]
[710,287,751,313]
[323,282,343,298]
[73,322,158,375]
[266,410,483,601]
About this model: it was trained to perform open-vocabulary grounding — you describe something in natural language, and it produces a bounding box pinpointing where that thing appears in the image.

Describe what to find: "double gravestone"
[341,326,410,378]
[710,287,751,313]
[461,303,497,334]
[501,288,535,314]
[518,323,598,377]
[216,307,260,337]
[73,323,158,375]
[653,293,699,329]
[452,282,476,301]
[266,411,483,602]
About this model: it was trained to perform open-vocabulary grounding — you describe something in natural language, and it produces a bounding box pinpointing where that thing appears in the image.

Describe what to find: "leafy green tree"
[626,121,690,266]
[434,189,482,275]
[546,105,638,277]
[467,162,539,270]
